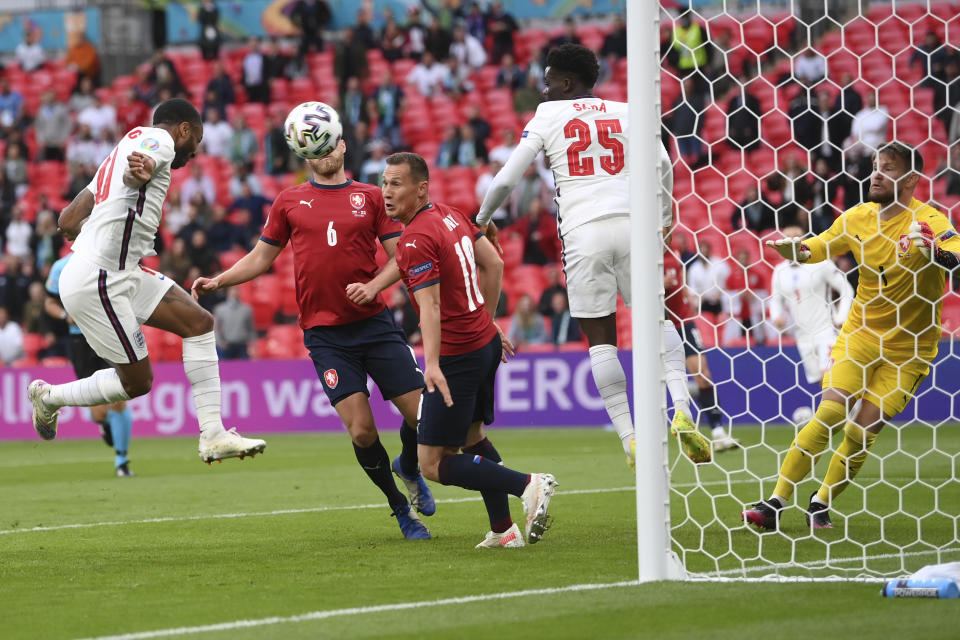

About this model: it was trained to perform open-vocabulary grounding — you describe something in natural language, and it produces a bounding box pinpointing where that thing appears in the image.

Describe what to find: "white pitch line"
[76,580,641,640]
[0,486,635,537]
[703,546,960,578]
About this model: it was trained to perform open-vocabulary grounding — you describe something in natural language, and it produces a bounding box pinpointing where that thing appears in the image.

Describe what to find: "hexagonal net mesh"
[657,1,960,580]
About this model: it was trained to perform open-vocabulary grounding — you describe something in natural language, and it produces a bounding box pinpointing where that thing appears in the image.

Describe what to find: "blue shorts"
[418,334,501,448]
[680,321,704,358]
[303,308,424,407]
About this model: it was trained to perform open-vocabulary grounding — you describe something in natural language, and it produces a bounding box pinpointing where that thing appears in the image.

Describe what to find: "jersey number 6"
[564,118,625,177]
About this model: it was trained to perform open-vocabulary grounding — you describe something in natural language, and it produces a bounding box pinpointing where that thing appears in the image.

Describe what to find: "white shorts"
[561,215,631,318]
[797,331,837,384]
[59,253,174,364]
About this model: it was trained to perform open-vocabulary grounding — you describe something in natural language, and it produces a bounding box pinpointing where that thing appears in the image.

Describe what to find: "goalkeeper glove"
[765,237,811,262]
[909,221,960,269]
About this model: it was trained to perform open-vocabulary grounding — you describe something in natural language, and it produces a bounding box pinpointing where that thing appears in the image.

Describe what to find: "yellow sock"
[816,422,878,505]
[773,400,846,501]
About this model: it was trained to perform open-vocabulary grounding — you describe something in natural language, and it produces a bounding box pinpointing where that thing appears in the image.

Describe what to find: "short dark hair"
[876,141,924,174]
[153,98,202,127]
[546,43,599,89]
[385,152,430,183]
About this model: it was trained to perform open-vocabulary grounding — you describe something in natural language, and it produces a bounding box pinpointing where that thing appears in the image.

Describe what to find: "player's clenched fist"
[125,151,156,186]
[765,237,811,262]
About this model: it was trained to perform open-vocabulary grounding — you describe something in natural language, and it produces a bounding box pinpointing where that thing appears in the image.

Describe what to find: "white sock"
[588,344,634,454]
[183,332,225,436]
[663,322,691,417]
[45,368,130,408]
[712,426,728,439]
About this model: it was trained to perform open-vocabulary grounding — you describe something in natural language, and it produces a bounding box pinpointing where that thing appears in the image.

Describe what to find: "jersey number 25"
[564,118,625,177]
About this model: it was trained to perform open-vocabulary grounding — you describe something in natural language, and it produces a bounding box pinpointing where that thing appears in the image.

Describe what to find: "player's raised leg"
[143,284,265,462]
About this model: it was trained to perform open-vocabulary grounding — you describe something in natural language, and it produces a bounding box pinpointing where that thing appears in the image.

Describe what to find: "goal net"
[648,1,960,581]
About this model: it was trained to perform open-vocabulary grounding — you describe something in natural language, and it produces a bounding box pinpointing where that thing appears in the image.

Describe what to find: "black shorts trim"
[98,270,138,364]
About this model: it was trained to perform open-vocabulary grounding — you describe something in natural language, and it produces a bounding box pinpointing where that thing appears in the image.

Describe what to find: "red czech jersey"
[663,249,690,328]
[260,179,402,328]
[396,202,498,356]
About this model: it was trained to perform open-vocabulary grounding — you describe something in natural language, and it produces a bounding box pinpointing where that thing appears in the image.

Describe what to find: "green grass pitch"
[2,426,959,639]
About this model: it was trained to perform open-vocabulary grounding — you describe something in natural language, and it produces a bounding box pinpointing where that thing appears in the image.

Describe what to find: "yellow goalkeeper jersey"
[805,198,960,359]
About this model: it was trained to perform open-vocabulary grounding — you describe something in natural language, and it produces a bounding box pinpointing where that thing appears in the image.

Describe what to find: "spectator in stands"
[213,287,256,360]
[687,241,730,315]
[66,32,100,84]
[0,254,32,321]
[381,19,407,63]
[33,90,70,162]
[389,286,421,345]
[262,37,289,86]
[181,162,216,212]
[669,11,705,76]
[601,13,627,60]
[118,87,151,133]
[475,160,510,227]
[489,129,517,165]
[242,37,268,103]
[510,198,560,266]
[939,56,960,133]
[780,154,813,230]
[187,228,221,279]
[66,163,95,201]
[731,185,776,233]
[464,2,486,42]
[424,15,452,61]
[22,281,48,334]
[496,53,526,90]
[436,125,461,168]
[724,247,769,344]
[334,27,369,96]
[68,75,97,113]
[5,203,32,259]
[404,6,428,60]
[0,306,23,365]
[793,46,826,86]
[0,78,24,134]
[0,172,15,222]
[344,120,371,179]
[543,17,581,65]
[228,178,269,226]
[206,205,248,253]
[132,66,158,106]
[341,76,368,133]
[911,31,952,87]
[199,1,221,60]
[263,115,291,176]
[202,107,233,158]
[455,124,480,166]
[668,76,706,166]
[442,56,474,96]
[765,173,802,230]
[77,92,117,139]
[510,162,551,220]
[946,144,960,196]
[508,294,549,347]
[726,80,761,151]
[354,8,377,48]
[160,236,193,286]
[371,71,404,150]
[204,62,235,120]
[360,140,389,185]
[537,265,566,316]
[229,114,259,170]
[466,104,491,148]
[5,145,28,198]
[485,1,518,63]
[549,290,581,346]
[163,190,190,235]
[406,50,448,97]
[30,210,62,273]
[455,24,490,72]
[291,0,331,56]
[15,28,45,72]
[844,91,890,162]
[514,73,543,113]
[148,48,185,96]
[833,72,862,140]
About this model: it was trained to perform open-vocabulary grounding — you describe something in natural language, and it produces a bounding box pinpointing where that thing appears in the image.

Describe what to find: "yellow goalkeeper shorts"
[822,333,930,418]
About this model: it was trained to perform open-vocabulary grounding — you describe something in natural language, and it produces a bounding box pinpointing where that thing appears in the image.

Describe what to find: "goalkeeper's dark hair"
[546,43,599,89]
[386,152,430,183]
[153,98,202,127]
[876,141,924,174]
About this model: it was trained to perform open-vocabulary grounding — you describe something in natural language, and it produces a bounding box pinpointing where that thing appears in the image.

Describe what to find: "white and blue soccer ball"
[791,406,814,426]
[284,101,342,159]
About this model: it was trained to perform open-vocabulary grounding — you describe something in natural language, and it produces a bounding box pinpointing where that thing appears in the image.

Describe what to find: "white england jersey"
[769,260,854,339]
[519,97,630,236]
[72,126,176,272]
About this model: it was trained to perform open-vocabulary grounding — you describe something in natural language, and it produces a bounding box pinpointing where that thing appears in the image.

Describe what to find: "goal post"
[638,1,960,583]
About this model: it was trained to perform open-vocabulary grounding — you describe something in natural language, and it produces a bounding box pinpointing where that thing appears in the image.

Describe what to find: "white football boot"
[28,380,60,441]
[476,522,525,549]
[198,428,266,464]
[521,473,558,544]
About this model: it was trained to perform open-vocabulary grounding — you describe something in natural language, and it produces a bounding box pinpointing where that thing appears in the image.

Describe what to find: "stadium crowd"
[1,2,959,366]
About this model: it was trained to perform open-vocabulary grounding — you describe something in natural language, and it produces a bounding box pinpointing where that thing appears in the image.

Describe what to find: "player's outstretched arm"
[765,237,812,263]
[57,188,94,241]
[346,236,402,305]
[192,239,283,299]
[475,144,539,227]
[412,284,453,407]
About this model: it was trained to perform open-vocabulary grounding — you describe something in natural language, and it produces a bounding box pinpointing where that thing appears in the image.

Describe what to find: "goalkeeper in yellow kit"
[742,142,960,530]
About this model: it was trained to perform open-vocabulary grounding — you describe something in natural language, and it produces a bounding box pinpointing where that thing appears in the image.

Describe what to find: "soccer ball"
[283,101,342,159]
[791,406,814,426]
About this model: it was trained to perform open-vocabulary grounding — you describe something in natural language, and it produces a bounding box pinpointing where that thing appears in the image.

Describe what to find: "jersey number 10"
[564,118,625,177]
